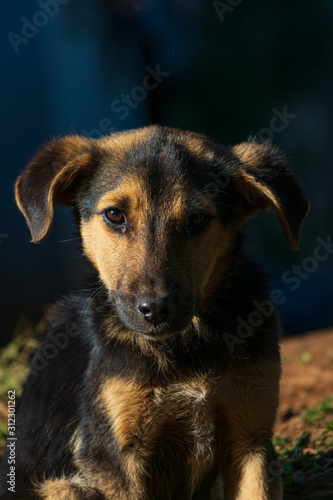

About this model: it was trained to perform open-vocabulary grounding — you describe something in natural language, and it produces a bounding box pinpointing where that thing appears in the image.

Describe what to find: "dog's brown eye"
[104,208,125,225]
[189,213,206,226]
[185,212,210,234]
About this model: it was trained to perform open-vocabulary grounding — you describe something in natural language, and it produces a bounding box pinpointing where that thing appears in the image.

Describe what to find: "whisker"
[57,237,81,243]
[80,286,104,318]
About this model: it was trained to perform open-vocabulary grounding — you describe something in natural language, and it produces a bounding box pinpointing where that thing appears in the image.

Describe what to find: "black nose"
[137,295,173,326]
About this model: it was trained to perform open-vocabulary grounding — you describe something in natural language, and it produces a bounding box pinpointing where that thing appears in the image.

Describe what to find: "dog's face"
[78,131,235,338]
[15,126,309,339]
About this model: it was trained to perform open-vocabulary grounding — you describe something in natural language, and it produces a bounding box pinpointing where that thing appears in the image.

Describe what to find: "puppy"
[0,126,309,499]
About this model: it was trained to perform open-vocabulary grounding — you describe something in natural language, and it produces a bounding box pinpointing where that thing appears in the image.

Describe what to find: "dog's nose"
[137,295,173,326]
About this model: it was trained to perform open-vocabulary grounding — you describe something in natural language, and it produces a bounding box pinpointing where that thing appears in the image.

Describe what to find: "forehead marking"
[95,174,188,220]
[95,175,149,213]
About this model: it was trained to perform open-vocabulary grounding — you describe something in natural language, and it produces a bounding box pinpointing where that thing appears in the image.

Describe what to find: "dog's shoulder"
[5,293,94,481]
[210,253,282,363]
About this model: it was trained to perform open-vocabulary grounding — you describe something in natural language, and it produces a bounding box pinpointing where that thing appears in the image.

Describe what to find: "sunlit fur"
[0,125,309,499]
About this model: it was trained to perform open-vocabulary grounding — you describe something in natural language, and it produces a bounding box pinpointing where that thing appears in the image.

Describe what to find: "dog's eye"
[189,213,207,226]
[104,208,125,225]
[186,212,210,232]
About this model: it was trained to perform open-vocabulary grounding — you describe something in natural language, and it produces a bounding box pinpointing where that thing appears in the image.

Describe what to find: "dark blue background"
[1,0,333,342]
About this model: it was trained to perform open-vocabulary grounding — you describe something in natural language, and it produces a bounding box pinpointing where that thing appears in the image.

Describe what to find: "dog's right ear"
[15,135,95,243]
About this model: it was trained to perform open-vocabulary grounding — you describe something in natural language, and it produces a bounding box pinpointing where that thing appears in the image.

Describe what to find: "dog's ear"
[15,135,95,243]
[229,141,310,250]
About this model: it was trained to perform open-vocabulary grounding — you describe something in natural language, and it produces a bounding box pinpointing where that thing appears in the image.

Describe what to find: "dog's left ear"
[229,142,310,250]
[15,135,95,243]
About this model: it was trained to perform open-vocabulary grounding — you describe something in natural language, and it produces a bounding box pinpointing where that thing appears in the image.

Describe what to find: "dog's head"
[15,126,309,340]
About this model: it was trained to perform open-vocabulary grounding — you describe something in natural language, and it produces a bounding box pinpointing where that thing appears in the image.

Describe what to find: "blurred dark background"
[1,0,333,343]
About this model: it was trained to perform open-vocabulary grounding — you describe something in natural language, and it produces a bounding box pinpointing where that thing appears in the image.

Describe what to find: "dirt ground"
[276,328,333,499]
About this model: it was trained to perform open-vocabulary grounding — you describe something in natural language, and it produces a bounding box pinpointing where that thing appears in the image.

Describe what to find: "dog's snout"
[137,295,173,326]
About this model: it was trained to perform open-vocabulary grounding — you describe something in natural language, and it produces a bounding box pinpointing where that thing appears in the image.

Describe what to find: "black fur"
[1,257,279,500]
[0,126,309,499]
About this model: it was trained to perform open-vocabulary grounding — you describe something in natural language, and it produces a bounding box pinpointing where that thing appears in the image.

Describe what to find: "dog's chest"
[100,377,217,495]
[151,381,216,460]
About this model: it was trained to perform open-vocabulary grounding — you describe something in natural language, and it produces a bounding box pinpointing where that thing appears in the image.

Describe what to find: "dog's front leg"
[36,476,104,500]
[223,441,283,500]
[218,359,283,500]
[37,471,142,500]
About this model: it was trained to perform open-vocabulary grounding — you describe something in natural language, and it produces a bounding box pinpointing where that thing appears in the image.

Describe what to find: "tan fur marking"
[236,453,268,500]
[81,212,140,293]
[238,170,281,211]
[68,426,83,463]
[96,378,151,496]
[98,127,153,154]
[81,175,151,294]
[217,359,282,499]
[232,142,263,171]
[98,378,152,451]
[37,475,97,500]
[167,192,186,223]
[14,176,26,224]
[159,379,216,496]
[98,376,217,497]
[191,315,200,334]
[47,153,91,207]
[237,170,297,249]
[95,175,149,215]
[155,377,216,496]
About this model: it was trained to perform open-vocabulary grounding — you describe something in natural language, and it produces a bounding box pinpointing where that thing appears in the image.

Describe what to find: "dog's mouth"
[135,327,180,341]
[133,321,194,341]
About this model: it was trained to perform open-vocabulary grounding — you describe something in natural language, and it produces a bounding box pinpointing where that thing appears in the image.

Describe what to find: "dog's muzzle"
[113,290,199,339]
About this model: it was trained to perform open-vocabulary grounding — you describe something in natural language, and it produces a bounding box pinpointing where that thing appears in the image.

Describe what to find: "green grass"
[301,397,333,425]
[0,318,39,450]
[274,432,333,495]
[273,398,333,498]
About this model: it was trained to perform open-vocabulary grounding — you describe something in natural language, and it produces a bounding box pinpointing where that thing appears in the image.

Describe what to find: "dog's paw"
[36,475,103,500]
